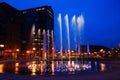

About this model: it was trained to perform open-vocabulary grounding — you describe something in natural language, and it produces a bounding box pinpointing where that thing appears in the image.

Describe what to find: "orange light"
[26,50,30,54]
[16,49,20,52]
[33,47,36,51]
[4,49,12,53]
[71,50,74,53]
[52,47,54,50]
[41,48,43,51]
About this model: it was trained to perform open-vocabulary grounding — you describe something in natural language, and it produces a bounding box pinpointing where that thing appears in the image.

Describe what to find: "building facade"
[0,2,25,59]
[21,6,54,59]
[0,2,54,59]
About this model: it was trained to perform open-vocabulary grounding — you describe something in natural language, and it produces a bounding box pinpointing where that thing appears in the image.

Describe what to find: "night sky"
[1,0,120,50]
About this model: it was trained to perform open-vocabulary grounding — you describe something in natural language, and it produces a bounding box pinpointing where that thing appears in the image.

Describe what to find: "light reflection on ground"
[0,60,110,75]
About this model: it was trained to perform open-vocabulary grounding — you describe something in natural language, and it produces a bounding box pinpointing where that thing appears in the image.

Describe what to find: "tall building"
[21,6,54,59]
[0,2,25,57]
[0,2,54,59]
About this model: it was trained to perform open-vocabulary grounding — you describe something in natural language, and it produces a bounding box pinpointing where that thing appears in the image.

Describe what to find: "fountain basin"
[0,60,110,76]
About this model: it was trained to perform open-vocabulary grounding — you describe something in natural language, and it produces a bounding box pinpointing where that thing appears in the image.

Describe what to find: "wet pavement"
[0,59,120,80]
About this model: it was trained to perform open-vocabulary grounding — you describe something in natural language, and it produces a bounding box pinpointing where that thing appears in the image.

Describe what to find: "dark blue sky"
[1,0,120,50]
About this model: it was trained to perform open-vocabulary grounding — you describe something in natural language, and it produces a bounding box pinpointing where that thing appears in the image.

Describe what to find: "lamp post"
[16,49,20,59]
[0,44,4,59]
[0,44,5,54]
[32,47,36,58]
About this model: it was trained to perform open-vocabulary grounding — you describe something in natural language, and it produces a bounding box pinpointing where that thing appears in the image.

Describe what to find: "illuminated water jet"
[43,29,46,60]
[51,30,54,60]
[58,13,63,59]
[65,14,71,60]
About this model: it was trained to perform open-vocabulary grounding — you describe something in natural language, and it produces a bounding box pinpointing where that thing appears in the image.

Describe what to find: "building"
[0,2,54,59]
[21,6,54,59]
[0,2,26,59]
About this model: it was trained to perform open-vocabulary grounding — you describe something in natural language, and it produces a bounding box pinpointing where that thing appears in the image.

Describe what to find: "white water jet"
[30,24,35,49]
[87,42,90,53]
[65,14,70,60]
[47,30,50,56]
[32,24,36,35]
[51,30,54,60]
[77,14,84,30]
[58,13,63,58]
[72,15,77,50]
[78,43,80,53]
[72,15,79,60]
[72,15,76,26]
[30,24,36,58]
[77,14,85,52]
[43,29,46,60]
[37,29,41,36]
[65,14,70,51]
[31,24,35,46]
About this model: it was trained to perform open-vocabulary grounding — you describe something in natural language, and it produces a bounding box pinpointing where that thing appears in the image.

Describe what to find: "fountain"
[65,14,71,61]
[57,14,86,59]
[58,13,63,59]
[87,41,90,53]
[37,29,41,58]
[51,30,55,60]
[31,24,36,57]
[29,23,55,61]
[0,60,110,75]
[43,29,47,60]
[0,13,111,76]
[72,15,77,51]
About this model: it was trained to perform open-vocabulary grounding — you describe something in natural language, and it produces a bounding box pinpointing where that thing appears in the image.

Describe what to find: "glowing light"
[15,63,19,74]
[100,49,103,52]
[16,49,20,52]
[71,50,74,53]
[52,47,54,50]
[100,63,106,71]
[0,64,4,73]
[33,47,36,51]
[0,44,4,48]
[51,61,54,75]
[41,48,43,51]
[28,61,37,75]
[15,63,19,67]
[44,52,46,60]
[26,50,31,54]
[40,61,44,73]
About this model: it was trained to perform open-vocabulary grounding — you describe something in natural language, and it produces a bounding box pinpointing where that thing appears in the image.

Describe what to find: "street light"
[0,44,4,55]
[0,44,4,48]
[32,47,36,51]
[16,49,20,52]
[32,47,36,58]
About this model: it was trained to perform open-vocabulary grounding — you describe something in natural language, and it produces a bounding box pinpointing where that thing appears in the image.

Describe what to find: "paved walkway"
[0,59,120,80]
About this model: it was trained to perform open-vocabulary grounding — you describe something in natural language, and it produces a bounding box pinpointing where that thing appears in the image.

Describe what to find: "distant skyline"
[1,0,120,50]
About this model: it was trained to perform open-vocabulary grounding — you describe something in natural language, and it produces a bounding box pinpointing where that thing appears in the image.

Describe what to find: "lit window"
[36,8,41,11]
[42,8,45,10]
